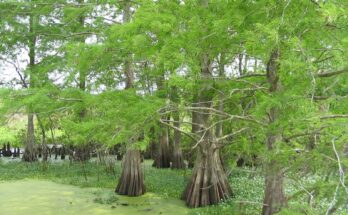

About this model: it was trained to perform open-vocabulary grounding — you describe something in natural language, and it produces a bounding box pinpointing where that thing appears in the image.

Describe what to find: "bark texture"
[182,140,232,207]
[116,0,145,197]
[23,12,37,162]
[182,53,232,207]
[170,86,185,169]
[171,111,185,169]
[262,160,286,215]
[262,49,287,215]
[23,114,37,162]
[153,125,171,168]
[74,145,91,161]
[115,149,145,196]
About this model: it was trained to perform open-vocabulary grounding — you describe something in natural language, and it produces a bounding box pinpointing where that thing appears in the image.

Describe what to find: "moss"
[0,179,188,215]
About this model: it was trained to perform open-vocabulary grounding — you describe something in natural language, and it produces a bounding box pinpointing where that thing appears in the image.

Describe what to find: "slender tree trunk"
[153,72,171,168]
[182,53,232,207]
[216,54,229,172]
[244,54,248,73]
[37,115,48,161]
[172,109,185,169]
[23,12,37,162]
[238,53,243,76]
[262,49,287,215]
[77,0,86,118]
[23,113,37,162]
[187,93,199,168]
[215,53,225,138]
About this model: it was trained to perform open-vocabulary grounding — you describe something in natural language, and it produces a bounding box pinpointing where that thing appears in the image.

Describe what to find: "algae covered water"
[0,179,188,215]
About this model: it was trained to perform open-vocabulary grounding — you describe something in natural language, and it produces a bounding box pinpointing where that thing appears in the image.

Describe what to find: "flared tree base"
[116,149,145,196]
[182,148,232,207]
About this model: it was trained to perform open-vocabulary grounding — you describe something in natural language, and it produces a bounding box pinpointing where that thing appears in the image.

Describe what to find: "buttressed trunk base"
[182,142,232,207]
[116,149,145,196]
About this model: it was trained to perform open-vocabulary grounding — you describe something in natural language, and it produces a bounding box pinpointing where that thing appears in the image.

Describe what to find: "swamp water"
[0,179,188,215]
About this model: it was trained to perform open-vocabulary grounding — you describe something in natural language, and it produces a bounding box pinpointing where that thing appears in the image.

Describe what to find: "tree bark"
[116,0,145,196]
[74,145,91,161]
[153,123,171,168]
[153,72,171,168]
[262,49,287,215]
[182,140,232,207]
[37,115,48,161]
[22,12,37,162]
[215,53,226,138]
[171,110,185,169]
[182,53,232,207]
[23,114,37,162]
[187,93,199,168]
[116,149,145,196]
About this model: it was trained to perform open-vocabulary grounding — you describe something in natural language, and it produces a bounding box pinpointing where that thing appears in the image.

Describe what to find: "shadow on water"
[0,179,188,215]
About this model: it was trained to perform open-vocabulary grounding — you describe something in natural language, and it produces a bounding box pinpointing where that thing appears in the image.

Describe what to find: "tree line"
[0,0,347,214]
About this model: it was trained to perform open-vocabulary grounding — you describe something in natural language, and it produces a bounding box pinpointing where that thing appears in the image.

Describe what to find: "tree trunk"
[153,124,171,168]
[182,138,232,207]
[262,49,287,215]
[262,160,286,215]
[37,115,48,161]
[116,0,145,196]
[216,53,226,138]
[74,145,91,161]
[23,114,37,162]
[23,12,37,162]
[116,149,145,196]
[182,52,232,207]
[238,53,243,76]
[172,110,185,169]
[187,93,199,168]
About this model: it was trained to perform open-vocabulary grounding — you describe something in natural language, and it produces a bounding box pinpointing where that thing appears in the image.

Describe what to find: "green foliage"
[0,127,16,145]
[1,0,348,214]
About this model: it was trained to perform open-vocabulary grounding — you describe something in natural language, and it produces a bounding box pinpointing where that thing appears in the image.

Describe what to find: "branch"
[217,128,249,142]
[58,98,83,102]
[237,73,266,79]
[309,0,320,7]
[316,68,348,78]
[320,115,348,120]
[331,138,348,194]
[186,107,267,126]
[284,127,327,142]
[159,118,197,141]
[0,56,28,88]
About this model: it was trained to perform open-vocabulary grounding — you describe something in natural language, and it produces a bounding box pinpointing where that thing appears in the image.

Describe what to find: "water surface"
[0,179,188,215]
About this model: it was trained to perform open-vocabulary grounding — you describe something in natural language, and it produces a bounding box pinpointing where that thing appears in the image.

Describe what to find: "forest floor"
[0,158,346,215]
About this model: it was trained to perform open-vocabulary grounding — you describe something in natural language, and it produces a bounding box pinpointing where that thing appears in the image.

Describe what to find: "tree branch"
[316,68,348,78]
[320,115,348,120]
